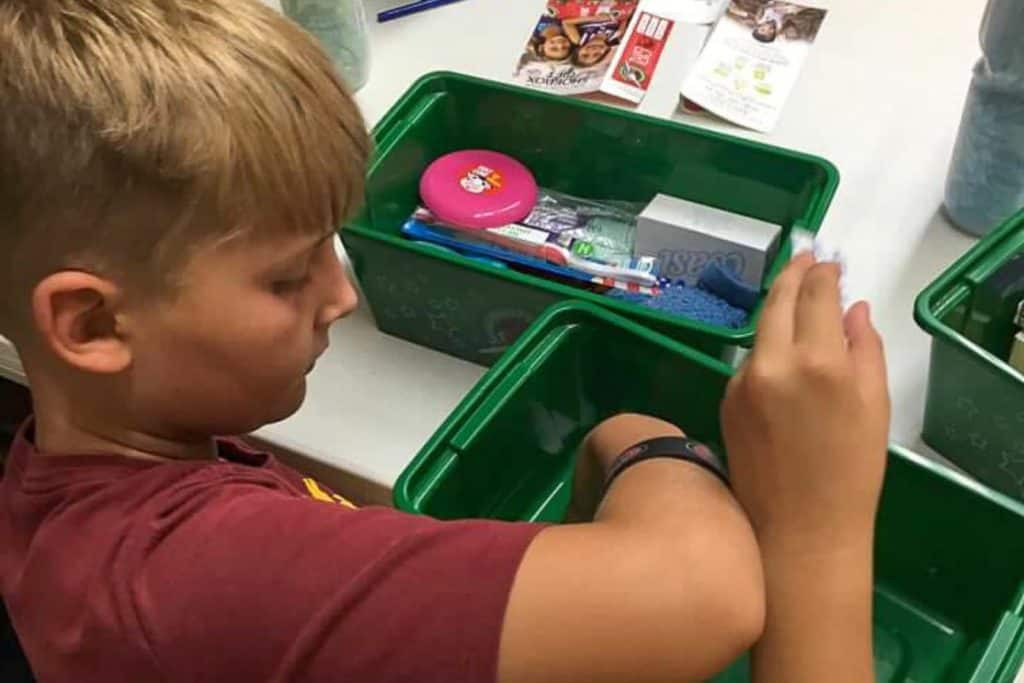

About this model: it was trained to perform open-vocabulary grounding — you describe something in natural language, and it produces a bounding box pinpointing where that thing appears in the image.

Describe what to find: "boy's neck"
[31,410,218,462]
[28,383,218,463]
[20,358,220,463]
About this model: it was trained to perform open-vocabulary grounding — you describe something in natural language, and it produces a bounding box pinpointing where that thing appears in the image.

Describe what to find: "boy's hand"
[722,252,890,552]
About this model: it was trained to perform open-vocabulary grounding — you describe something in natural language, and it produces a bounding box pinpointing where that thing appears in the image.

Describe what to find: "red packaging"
[602,11,675,103]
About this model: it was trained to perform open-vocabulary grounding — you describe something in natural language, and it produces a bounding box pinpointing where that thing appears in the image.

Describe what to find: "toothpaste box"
[636,193,782,287]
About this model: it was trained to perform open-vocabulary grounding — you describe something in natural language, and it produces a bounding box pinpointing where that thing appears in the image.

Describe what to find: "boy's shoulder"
[1,429,348,510]
[0,427,544,682]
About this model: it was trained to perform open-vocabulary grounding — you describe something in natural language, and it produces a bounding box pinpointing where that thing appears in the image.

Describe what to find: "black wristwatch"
[603,436,729,497]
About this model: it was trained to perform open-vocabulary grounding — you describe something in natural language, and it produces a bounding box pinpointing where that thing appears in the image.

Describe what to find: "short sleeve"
[128,482,545,682]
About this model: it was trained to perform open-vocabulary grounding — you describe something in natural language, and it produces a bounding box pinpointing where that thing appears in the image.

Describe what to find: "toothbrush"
[556,245,659,287]
[479,229,659,286]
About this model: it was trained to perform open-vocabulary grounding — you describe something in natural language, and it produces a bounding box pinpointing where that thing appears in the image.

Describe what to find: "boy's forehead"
[177,227,330,282]
[228,226,335,262]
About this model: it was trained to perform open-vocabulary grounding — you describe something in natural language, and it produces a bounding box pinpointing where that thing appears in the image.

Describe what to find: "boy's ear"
[31,271,132,374]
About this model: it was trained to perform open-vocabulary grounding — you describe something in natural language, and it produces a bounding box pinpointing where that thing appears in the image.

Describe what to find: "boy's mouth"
[307,343,330,373]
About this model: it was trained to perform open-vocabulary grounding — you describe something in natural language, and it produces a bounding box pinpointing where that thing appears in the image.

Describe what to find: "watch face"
[689,441,717,463]
[619,444,648,460]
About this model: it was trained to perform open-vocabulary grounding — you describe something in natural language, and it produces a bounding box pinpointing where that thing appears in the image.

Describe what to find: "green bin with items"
[395,301,1024,682]
[342,71,838,365]
[915,209,1024,502]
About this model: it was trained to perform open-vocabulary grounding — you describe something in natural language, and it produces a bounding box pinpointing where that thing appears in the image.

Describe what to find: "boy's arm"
[497,414,766,683]
[497,254,888,683]
[751,542,874,682]
[723,255,888,682]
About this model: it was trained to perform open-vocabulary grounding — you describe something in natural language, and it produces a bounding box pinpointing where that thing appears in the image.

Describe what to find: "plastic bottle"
[944,0,1024,237]
[280,0,371,92]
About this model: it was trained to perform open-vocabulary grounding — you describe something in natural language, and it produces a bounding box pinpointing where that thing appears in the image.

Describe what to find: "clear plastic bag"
[522,189,643,267]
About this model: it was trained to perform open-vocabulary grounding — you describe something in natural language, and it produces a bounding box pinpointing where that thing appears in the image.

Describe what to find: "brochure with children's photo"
[514,0,639,95]
[680,0,827,132]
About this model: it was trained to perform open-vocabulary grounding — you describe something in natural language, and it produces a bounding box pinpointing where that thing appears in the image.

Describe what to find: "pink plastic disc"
[419,150,538,230]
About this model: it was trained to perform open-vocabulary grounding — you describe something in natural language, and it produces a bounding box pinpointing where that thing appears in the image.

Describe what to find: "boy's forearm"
[596,458,733,527]
[570,414,742,537]
[752,541,875,683]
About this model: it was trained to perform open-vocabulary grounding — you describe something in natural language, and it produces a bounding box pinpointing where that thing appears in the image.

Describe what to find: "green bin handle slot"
[967,601,1024,683]
[394,321,580,512]
[929,282,974,323]
[365,92,448,229]
[449,327,576,451]
[964,227,1024,287]
[403,447,461,512]
[370,92,448,170]
[449,364,535,452]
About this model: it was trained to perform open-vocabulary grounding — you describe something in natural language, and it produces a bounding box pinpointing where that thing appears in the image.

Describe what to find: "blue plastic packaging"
[698,262,760,312]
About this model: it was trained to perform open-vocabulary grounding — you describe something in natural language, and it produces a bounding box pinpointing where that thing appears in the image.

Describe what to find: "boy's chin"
[223,373,310,432]
[257,378,308,427]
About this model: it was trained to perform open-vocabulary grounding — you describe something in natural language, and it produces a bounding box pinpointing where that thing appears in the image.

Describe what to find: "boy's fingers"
[756,252,815,352]
[794,262,845,350]
[844,301,887,388]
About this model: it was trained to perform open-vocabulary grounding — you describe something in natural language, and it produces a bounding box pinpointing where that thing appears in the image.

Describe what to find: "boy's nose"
[316,249,359,328]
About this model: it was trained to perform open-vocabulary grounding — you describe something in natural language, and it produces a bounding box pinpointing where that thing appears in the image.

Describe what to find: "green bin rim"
[393,300,1024,680]
[346,71,841,348]
[396,300,1024,521]
[914,209,1024,389]
[392,300,735,512]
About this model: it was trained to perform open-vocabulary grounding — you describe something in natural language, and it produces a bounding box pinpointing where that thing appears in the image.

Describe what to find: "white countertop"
[260,0,988,488]
[0,0,988,490]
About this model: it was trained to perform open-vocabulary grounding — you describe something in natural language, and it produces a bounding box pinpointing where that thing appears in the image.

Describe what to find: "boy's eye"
[271,273,311,295]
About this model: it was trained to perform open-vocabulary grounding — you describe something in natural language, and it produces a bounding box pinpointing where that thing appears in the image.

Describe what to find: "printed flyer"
[514,0,639,95]
[680,0,827,132]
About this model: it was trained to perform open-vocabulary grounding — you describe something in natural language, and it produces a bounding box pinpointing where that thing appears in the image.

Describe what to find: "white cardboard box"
[637,193,781,286]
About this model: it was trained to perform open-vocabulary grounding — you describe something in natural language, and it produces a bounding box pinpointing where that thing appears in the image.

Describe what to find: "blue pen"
[377,0,467,23]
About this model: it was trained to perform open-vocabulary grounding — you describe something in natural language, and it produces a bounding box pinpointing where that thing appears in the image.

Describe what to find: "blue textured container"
[944,0,1024,237]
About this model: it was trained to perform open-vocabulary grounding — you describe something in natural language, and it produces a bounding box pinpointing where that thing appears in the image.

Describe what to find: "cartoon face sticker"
[460,174,491,194]
[459,165,503,195]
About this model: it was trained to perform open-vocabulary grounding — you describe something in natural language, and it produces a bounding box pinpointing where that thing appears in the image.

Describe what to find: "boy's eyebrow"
[266,230,335,269]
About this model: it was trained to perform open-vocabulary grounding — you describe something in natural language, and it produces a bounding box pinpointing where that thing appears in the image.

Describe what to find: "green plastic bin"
[915,209,1024,502]
[343,72,838,365]
[396,301,1024,682]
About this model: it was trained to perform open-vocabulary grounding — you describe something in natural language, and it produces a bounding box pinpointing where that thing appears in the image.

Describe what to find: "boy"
[0,1,889,681]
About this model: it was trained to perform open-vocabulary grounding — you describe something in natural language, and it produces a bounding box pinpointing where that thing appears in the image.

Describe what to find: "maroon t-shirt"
[0,424,543,682]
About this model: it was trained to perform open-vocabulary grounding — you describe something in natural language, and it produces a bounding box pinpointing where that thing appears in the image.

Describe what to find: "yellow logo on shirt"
[303,478,357,509]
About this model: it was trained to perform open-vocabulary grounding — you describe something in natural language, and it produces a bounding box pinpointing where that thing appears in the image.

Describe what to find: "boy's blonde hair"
[0,0,370,337]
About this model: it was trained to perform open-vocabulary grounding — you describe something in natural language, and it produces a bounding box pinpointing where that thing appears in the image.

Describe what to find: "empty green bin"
[342,71,838,365]
[915,209,1024,502]
[396,301,1024,682]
